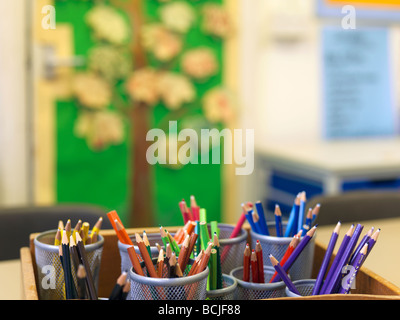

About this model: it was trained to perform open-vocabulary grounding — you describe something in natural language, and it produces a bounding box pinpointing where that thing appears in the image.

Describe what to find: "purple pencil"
[366,228,380,256]
[338,243,368,294]
[269,254,300,296]
[319,224,354,295]
[271,225,317,283]
[322,223,364,294]
[349,226,373,266]
[312,221,341,295]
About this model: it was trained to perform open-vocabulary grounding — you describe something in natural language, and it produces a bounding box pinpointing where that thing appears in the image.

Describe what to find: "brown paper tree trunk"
[113,0,154,228]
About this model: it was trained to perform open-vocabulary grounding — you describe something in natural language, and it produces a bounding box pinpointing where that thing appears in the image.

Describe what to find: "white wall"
[0,0,29,206]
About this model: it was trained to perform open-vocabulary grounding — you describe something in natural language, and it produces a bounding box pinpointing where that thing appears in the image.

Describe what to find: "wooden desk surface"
[316,217,400,288]
[0,259,21,300]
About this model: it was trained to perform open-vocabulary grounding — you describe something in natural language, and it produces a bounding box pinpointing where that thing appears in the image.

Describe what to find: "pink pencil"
[221,204,248,262]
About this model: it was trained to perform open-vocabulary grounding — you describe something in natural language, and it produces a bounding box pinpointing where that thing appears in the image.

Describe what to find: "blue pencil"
[242,203,258,234]
[274,205,283,237]
[297,191,307,233]
[255,201,269,236]
[285,194,301,237]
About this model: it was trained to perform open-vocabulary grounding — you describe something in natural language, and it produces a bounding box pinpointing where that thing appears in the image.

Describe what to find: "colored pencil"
[187,250,203,276]
[270,234,300,283]
[311,204,320,224]
[54,229,62,246]
[243,203,258,234]
[127,245,144,276]
[61,231,75,299]
[190,195,200,221]
[121,280,130,300]
[135,233,158,278]
[76,264,87,300]
[196,242,212,274]
[312,221,341,295]
[271,225,317,283]
[75,232,97,300]
[284,193,300,237]
[339,243,368,294]
[349,226,373,266]
[221,206,247,262]
[297,191,307,233]
[255,201,269,236]
[157,248,164,278]
[109,271,127,300]
[319,224,354,294]
[255,240,265,283]
[199,221,210,251]
[251,250,259,283]
[274,204,283,237]
[243,243,251,282]
[90,217,103,241]
[269,254,300,295]
[178,234,190,273]
[114,219,134,246]
[169,252,177,278]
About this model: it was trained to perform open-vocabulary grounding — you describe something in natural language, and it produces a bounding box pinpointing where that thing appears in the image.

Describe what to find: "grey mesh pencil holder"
[285,279,317,298]
[230,266,287,299]
[34,229,104,300]
[129,258,209,300]
[251,222,315,281]
[206,274,237,300]
[215,223,248,275]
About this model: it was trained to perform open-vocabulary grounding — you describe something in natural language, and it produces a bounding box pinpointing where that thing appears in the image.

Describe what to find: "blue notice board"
[322,27,396,139]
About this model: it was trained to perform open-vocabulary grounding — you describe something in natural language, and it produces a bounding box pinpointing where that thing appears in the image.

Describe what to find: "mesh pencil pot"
[205,274,237,300]
[250,222,315,281]
[128,258,209,300]
[34,230,104,300]
[212,223,248,275]
[285,279,317,298]
[230,266,287,300]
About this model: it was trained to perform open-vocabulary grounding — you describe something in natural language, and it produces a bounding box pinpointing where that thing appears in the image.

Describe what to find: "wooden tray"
[20,226,400,300]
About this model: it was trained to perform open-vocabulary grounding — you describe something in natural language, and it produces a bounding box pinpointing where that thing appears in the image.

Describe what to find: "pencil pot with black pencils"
[128,258,209,300]
[251,222,316,281]
[34,230,104,300]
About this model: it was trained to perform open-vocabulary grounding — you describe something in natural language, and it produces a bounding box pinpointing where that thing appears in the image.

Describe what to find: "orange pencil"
[195,242,212,274]
[187,250,203,276]
[177,235,190,273]
[136,233,158,278]
[157,249,164,278]
[127,246,144,276]
[115,219,134,246]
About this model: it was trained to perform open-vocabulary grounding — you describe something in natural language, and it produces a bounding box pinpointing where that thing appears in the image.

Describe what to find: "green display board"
[54,0,228,227]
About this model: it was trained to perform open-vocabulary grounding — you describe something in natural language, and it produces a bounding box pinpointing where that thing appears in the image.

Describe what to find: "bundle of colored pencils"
[242,192,320,238]
[242,241,265,283]
[54,216,103,247]
[58,228,98,300]
[311,222,380,295]
[126,228,212,279]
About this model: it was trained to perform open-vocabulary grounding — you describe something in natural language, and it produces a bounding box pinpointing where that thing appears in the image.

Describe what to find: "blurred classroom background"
[2,0,400,273]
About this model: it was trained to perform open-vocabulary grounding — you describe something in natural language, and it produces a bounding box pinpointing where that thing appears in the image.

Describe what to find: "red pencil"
[255,241,265,283]
[243,243,251,282]
[190,195,200,221]
[251,250,259,283]
[269,234,300,283]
